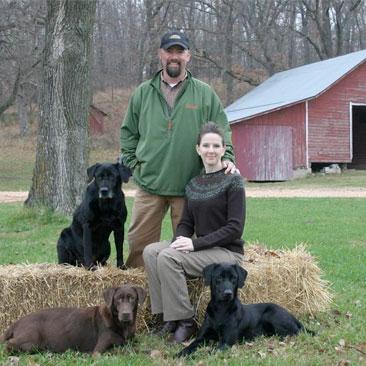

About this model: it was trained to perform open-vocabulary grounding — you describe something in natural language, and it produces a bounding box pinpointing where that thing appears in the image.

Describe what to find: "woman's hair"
[197,122,225,145]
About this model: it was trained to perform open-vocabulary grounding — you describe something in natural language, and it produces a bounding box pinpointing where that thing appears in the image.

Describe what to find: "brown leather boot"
[172,317,197,343]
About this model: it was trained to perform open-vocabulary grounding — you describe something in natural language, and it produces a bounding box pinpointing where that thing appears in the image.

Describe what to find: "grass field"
[0,197,365,365]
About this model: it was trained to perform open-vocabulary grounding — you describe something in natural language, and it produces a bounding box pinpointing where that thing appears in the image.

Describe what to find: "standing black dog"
[57,162,131,270]
[177,263,312,357]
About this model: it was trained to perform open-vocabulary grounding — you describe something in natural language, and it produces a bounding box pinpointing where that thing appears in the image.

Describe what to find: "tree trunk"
[16,84,29,137]
[26,0,96,215]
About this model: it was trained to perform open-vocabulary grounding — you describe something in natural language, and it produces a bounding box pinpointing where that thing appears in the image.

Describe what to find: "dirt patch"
[247,187,366,198]
[2,187,366,203]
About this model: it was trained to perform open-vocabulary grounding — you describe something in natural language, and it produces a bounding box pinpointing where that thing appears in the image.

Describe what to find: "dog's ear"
[234,265,248,288]
[116,162,132,183]
[103,287,117,309]
[203,263,217,286]
[133,286,147,305]
[87,163,100,182]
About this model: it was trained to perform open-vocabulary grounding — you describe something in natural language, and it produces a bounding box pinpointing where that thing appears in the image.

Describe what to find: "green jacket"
[120,70,235,196]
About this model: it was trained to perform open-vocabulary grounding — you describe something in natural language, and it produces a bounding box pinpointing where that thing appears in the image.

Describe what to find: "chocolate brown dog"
[1,285,146,354]
[177,263,313,357]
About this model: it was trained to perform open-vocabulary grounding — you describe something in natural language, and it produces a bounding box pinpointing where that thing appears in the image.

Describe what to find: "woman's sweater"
[174,169,245,254]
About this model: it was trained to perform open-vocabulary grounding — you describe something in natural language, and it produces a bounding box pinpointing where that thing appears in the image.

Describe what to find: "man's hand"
[170,236,194,253]
[222,160,240,175]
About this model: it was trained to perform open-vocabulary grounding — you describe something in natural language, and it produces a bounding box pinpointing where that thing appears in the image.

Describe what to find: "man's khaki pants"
[125,187,185,268]
[143,241,244,321]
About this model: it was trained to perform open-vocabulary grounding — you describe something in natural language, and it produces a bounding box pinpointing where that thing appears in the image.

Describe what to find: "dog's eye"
[230,276,238,284]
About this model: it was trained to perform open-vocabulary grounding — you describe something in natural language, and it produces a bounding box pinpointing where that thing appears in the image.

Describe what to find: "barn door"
[237,125,293,181]
[351,105,366,168]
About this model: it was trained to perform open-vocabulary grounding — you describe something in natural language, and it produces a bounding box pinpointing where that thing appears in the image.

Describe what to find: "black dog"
[177,263,312,357]
[57,162,131,270]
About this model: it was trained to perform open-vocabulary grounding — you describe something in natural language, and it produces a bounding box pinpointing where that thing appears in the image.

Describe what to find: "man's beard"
[166,62,181,78]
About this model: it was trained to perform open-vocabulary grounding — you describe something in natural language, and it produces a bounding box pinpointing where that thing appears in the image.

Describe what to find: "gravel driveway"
[1,187,366,203]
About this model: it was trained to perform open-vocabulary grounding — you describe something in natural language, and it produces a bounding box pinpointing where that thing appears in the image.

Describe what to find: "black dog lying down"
[177,263,313,357]
[57,162,131,270]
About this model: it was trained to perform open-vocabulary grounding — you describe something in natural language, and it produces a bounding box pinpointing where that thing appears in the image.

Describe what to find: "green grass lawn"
[0,198,365,365]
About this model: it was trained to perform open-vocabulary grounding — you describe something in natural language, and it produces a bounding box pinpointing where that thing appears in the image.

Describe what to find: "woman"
[143,122,245,343]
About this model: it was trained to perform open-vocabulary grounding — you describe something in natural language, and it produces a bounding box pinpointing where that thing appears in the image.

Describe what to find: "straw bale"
[0,245,332,335]
[0,264,151,334]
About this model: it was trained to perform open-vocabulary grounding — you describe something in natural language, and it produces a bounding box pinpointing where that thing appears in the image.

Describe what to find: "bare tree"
[26,0,96,215]
[0,0,44,134]
[296,0,363,59]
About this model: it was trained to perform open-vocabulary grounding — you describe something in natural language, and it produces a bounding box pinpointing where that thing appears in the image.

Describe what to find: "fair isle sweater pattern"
[185,169,244,201]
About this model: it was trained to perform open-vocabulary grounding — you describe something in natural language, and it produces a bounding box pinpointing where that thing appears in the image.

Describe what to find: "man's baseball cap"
[160,31,190,50]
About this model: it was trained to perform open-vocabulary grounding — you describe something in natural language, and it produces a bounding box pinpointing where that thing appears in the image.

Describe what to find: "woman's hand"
[170,236,194,253]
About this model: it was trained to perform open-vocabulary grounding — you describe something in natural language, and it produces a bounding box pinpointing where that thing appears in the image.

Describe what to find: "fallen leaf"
[337,360,351,366]
[339,339,346,347]
[265,250,281,258]
[355,343,366,352]
[150,349,162,359]
[6,357,20,366]
[331,309,342,317]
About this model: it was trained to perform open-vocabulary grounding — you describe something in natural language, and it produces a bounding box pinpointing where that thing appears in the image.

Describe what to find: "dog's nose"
[99,187,109,197]
[120,312,132,322]
[223,289,233,299]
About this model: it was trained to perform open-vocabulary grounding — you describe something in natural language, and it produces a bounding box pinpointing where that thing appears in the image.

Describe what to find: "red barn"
[225,50,366,181]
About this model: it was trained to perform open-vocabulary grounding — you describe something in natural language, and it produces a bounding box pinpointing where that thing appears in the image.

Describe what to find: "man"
[121,30,238,268]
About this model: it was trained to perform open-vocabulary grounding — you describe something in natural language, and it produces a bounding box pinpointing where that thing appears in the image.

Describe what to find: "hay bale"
[0,245,332,335]
[0,264,151,334]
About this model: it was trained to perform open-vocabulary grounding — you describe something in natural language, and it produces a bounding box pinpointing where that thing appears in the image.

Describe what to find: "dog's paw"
[118,263,128,270]
[88,264,98,271]
[175,348,191,358]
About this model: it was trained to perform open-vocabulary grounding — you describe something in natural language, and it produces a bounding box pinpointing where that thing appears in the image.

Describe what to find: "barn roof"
[225,49,366,123]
